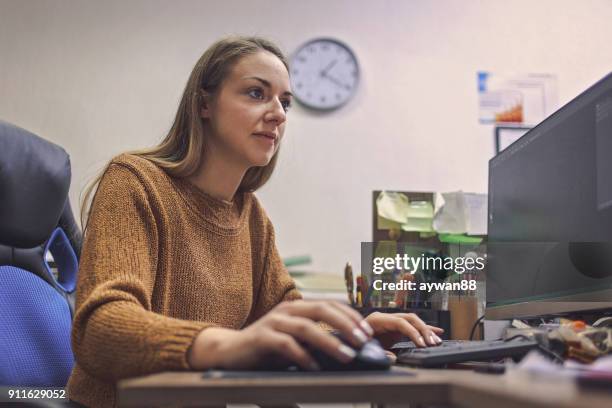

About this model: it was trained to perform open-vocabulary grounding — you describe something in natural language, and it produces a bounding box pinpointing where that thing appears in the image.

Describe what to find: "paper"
[402,201,434,232]
[568,355,612,372]
[401,217,433,232]
[377,191,485,235]
[463,193,488,235]
[434,192,445,215]
[406,201,434,218]
[376,191,411,223]
[377,192,434,232]
[433,192,487,235]
[477,72,558,125]
[433,192,468,234]
[517,350,572,376]
[519,350,612,376]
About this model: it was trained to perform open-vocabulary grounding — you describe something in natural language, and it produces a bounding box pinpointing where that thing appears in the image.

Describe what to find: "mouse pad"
[202,369,414,379]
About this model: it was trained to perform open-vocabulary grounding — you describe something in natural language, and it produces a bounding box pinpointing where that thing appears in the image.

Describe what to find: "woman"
[68,36,443,408]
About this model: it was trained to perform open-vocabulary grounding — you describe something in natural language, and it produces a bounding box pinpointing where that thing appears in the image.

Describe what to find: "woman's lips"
[253,133,276,145]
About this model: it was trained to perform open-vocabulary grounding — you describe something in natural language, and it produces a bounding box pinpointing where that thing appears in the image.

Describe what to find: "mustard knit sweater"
[67,154,301,407]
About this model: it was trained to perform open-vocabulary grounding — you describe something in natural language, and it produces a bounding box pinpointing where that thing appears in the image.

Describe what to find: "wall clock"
[290,38,360,111]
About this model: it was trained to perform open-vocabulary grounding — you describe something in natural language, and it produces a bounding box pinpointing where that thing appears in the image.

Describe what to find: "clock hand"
[322,74,347,89]
[320,59,338,77]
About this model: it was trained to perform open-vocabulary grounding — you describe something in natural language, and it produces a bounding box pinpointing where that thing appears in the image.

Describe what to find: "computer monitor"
[486,72,612,320]
[494,125,531,154]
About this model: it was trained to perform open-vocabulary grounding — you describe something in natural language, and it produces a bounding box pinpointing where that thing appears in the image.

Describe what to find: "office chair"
[0,120,82,388]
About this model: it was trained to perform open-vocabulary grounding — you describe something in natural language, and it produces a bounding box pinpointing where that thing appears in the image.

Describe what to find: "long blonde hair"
[80,36,289,231]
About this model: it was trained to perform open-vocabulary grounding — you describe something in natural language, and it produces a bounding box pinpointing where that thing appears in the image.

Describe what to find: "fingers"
[384,350,397,364]
[368,312,443,347]
[328,301,374,336]
[278,300,370,348]
[395,318,429,347]
[267,314,357,365]
[396,313,442,346]
[263,331,320,371]
[428,325,445,334]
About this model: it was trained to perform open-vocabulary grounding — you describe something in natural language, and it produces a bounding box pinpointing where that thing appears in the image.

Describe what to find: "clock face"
[290,38,360,110]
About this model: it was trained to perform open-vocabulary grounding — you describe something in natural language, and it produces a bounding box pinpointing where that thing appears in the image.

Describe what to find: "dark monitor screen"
[486,72,612,319]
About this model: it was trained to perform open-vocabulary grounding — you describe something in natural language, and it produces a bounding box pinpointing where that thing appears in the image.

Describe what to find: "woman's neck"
[188,153,247,203]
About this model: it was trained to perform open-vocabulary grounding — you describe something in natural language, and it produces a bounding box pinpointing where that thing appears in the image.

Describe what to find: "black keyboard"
[391,339,538,367]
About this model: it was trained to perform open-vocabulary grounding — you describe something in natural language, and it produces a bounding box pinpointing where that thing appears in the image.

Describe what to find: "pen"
[356,276,363,308]
[344,262,355,306]
[362,274,372,308]
[394,272,413,309]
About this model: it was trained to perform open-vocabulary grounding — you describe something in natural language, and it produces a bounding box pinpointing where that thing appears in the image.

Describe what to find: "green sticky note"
[401,201,435,232]
[401,217,434,232]
[438,234,483,244]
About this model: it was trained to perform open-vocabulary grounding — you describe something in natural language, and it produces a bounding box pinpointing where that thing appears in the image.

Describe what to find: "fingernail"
[434,334,443,343]
[338,344,357,360]
[353,327,368,344]
[417,336,426,347]
[429,335,437,345]
[360,320,374,336]
[308,361,321,371]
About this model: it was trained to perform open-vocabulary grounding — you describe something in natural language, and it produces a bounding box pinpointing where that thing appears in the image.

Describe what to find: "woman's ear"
[199,90,212,119]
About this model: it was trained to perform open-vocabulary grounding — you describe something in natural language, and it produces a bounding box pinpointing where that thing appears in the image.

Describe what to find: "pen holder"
[447,295,481,340]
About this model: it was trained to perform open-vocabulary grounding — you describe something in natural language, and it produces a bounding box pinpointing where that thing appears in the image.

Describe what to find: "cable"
[593,316,612,328]
[469,314,486,340]
[536,344,565,364]
[504,334,565,364]
[504,334,531,342]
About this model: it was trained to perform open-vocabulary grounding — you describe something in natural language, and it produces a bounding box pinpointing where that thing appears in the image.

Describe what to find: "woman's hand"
[187,300,374,371]
[365,312,444,349]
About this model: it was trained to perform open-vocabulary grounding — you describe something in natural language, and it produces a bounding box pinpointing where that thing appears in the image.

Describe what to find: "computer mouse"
[304,331,391,371]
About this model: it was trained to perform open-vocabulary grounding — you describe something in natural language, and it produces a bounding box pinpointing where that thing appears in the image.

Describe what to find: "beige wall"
[1,0,611,274]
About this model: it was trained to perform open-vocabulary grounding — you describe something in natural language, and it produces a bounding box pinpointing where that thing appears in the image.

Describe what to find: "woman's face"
[202,50,292,169]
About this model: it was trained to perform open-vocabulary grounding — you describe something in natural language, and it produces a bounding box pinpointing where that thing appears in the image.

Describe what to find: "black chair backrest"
[0,120,83,387]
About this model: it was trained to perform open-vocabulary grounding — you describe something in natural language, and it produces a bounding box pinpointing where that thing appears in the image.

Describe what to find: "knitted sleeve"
[247,220,302,322]
[71,163,212,382]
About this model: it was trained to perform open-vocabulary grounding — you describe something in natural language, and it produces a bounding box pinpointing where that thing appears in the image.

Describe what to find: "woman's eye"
[281,100,292,112]
[248,88,264,99]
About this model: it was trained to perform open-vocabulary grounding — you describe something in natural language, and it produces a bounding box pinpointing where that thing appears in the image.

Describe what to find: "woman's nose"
[265,99,286,124]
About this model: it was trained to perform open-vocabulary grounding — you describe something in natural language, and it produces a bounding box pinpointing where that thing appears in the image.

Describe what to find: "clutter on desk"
[366,191,488,340]
[516,349,612,389]
[291,273,348,301]
[505,317,612,369]
[283,254,313,268]
[287,256,349,302]
[552,319,612,363]
[376,191,435,233]
[376,190,487,236]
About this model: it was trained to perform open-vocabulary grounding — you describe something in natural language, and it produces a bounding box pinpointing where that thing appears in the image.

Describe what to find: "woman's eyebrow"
[243,76,293,97]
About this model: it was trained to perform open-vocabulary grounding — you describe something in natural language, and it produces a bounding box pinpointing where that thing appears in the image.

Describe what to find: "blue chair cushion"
[0,265,74,386]
[0,228,78,386]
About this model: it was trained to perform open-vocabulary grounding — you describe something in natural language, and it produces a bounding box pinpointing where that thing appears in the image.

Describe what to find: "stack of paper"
[376,191,435,232]
[376,191,488,236]
[433,192,487,236]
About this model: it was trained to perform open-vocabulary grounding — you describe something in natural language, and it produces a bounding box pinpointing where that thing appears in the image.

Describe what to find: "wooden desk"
[117,367,612,408]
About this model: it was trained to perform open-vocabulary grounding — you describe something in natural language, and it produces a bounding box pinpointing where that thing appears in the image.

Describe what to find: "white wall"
[1,0,611,275]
